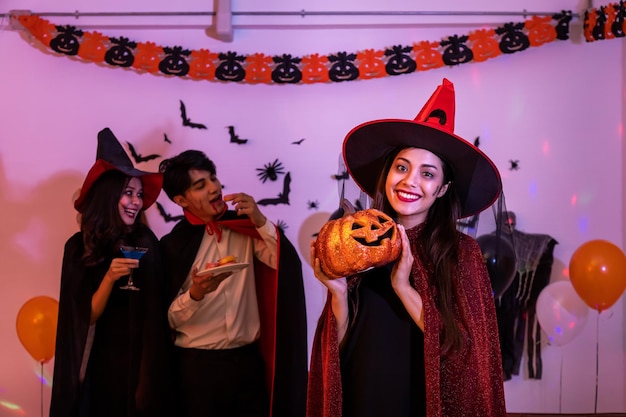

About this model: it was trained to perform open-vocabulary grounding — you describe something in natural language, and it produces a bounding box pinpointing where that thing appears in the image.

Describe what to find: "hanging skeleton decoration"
[493,211,558,380]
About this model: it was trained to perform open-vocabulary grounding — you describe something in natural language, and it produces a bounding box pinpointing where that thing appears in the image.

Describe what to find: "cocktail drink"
[119,245,148,291]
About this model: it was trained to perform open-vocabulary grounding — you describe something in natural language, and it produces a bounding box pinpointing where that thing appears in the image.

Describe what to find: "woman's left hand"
[390,224,414,290]
[390,224,424,330]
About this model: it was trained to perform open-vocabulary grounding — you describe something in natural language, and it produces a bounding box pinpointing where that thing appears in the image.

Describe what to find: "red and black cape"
[160,210,308,417]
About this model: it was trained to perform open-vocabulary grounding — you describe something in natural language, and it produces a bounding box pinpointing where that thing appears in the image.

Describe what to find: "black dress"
[340,267,426,417]
[50,225,173,417]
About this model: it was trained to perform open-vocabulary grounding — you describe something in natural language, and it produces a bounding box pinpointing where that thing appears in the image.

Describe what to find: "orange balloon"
[16,296,59,363]
[569,240,626,312]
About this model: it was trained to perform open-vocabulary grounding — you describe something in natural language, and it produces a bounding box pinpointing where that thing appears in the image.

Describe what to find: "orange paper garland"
[583,2,626,42]
[12,11,572,85]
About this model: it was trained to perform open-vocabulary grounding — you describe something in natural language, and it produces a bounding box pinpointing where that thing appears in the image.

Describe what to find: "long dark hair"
[77,170,145,266]
[372,147,464,354]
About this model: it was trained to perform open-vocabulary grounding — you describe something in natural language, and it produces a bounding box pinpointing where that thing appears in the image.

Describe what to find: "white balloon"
[536,281,590,347]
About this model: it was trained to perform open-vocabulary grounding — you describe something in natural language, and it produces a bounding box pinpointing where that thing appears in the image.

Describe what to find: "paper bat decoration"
[331,171,349,181]
[227,126,248,144]
[126,142,160,163]
[474,136,480,147]
[164,133,172,144]
[257,172,291,206]
[155,202,185,223]
[291,138,306,145]
[180,100,207,129]
[509,160,520,171]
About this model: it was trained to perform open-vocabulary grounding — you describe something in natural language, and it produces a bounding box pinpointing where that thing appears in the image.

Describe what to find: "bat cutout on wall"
[331,171,349,181]
[509,160,520,171]
[180,100,207,129]
[474,136,480,147]
[227,126,248,144]
[256,159,285,183]
[156,202,185,223]
[126,142,160,163]
[257,172,291,206]
[164,133,172,144]
[291,138,306,145]
[307,200,320,210]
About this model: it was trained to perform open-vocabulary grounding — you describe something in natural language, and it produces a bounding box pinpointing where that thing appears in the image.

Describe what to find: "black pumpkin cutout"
[553,10,573,40]
[105,37,136,67]
[497,23,530,54]
[441,35,474,66]
[384,45,416,76]
[610,3,625,38]
[215,51,246,82]
[159,46,191,76]
[328,52,359,82]
[272,54,302,84]
[50,25,83,56]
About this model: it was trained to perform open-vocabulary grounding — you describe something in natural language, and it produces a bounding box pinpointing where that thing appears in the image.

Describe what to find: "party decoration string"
[11,11,572,85]
[583,1,626,42]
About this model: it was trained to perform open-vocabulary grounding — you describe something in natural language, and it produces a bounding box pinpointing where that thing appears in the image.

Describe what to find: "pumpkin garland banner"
[583,1,626,42]
[12,11,572,85]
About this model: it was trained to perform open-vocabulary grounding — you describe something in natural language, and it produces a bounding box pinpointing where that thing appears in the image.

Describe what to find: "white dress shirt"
[168,221,278,349]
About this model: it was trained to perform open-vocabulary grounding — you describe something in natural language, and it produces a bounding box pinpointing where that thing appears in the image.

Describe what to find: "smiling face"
[173,169,225,222]
[118,177,144,226]
[385,147,449,229]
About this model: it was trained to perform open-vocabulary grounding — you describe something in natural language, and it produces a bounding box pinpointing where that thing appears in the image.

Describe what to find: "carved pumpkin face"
[315,208,402,279]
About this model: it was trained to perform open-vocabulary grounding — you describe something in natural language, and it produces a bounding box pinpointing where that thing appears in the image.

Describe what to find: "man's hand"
[189,267,233,301]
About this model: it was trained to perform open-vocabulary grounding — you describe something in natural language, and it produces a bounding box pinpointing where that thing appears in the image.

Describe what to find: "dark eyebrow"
[396,157,439,171]
[190,178,206,187]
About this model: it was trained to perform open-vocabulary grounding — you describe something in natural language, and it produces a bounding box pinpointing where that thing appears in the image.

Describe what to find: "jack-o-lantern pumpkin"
[315,208,401,279]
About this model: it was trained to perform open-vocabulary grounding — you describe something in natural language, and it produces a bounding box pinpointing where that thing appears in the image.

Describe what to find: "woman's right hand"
[311,240,350,341]
[106,258,139,282]
[310,241,348,296]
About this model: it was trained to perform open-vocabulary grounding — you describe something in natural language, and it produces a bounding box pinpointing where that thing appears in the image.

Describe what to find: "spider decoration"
[509,160,520,171]
[307,200,320,210]
[256,159,285,183]
[276,219,288,233]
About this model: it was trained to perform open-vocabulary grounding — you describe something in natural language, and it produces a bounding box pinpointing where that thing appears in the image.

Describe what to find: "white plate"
[197,262,249,276]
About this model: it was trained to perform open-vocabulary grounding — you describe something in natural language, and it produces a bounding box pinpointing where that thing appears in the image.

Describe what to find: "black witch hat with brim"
[74,128,163,212]
[343,78,501,219]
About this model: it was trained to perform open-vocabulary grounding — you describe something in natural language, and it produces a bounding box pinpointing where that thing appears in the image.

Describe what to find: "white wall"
[0,1,624,415]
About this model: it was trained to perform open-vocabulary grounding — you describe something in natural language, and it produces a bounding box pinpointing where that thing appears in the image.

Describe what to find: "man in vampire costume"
[158,150,307,417]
